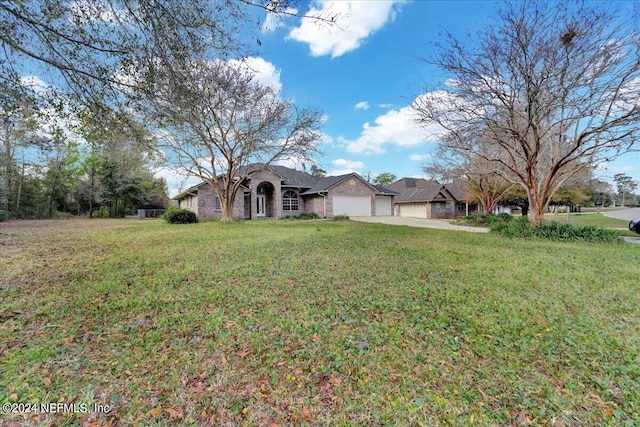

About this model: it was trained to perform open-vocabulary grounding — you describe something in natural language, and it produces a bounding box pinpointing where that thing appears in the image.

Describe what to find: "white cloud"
[69,0,132,25]
[409,154,432,161]
[354,101,369,110]
[262,7,299,32]
[340,99,443,154]
[332,158,364,169]
[378,103,394,109]
[328,158,364,175]
[288,0,402,58]
[228,56,282,92]
[19,75,50,93]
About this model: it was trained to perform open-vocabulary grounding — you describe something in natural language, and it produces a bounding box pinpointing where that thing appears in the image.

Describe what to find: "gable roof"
[394,184,454,203]
[301,172,397,196]
[386,177,437,193]
[236,163,318,188]
[389,177,468,204]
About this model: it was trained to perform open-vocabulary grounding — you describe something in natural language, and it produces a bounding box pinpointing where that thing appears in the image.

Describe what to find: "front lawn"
[1,219,639,426]
[545,212,633,229]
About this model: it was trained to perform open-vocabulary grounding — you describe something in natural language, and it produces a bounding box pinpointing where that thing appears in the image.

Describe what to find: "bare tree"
[413,1,640,226]
[147,60,324,221]
[423,137,514,214]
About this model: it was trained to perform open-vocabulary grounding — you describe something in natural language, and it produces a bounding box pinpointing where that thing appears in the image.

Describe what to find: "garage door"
[375,196,392,216]
[399,204,427,218]
[333,195,371,216]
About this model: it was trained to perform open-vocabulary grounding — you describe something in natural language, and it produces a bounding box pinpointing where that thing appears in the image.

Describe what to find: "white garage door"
[375,196,392,216]
[399,204,427,218]
[333,195,371,216]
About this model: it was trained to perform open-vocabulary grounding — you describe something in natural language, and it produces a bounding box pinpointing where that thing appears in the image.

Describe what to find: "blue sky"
[212,0,637,198]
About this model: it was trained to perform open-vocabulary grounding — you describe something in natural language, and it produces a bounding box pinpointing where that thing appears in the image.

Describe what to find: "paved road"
[350,216,490,233]
[603,208,640,221]
[622,236,640,244]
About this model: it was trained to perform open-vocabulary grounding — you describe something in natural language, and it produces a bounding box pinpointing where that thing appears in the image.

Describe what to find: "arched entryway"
[256,182,275,218]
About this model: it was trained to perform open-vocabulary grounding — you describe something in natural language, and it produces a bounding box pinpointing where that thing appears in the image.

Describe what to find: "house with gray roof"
[173,164,396,220]
[387,178,473,219]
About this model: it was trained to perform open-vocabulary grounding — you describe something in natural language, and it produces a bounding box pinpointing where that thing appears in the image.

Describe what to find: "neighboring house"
[173,164,396,220]
[387,177,473,219]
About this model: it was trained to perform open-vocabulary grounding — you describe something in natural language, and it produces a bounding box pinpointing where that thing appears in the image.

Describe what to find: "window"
[433,202,447,214]
[214,196,221,211]
[282,190,299,211]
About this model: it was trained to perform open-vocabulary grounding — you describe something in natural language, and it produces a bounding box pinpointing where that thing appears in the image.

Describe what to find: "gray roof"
[301,173,353,195]
[236,163,317,188]
[389,177,468,203]
[301,173,397,196]
[372,184,399,195]
[387,177,437,193]
[394,184,451,203]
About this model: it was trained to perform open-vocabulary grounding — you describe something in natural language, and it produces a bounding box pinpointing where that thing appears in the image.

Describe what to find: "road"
[603,207,640,221]
[350,216,490,233]
[603,208,640,244]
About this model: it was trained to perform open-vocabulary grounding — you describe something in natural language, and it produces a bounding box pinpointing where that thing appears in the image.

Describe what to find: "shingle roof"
[394,184,450,203]
[301,174,352,195]
[236,163,318,188]
[386,177,437,193]
[389,178,468,203]
[270,165,318,188]
[372,184,399,195]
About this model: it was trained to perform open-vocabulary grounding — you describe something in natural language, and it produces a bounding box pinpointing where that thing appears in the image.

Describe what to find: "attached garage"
[375,196,392,216]
[399,203,428,218]
[333,195,371,216]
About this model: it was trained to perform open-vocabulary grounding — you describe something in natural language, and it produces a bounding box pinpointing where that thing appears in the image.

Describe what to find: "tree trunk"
[527,189,544,227]
[89,169,94,218]
[220,197,234,221]
[15,151,25,218]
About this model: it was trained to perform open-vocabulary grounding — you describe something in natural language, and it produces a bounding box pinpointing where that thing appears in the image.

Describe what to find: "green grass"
[1,218,639,426]
[545,213,637,237]
[545,213,631,228]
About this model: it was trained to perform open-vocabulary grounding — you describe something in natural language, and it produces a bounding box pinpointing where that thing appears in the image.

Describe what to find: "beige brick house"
[173,164,396,220]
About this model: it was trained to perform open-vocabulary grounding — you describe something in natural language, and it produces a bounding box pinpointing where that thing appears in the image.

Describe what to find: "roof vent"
[406,179,416,188]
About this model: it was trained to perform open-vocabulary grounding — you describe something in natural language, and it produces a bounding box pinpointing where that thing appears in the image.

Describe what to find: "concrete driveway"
[603,207,640,221]
[350,216,490,233]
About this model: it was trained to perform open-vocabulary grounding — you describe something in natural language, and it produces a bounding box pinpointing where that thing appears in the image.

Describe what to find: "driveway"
[602,207,640,221]
[350,216,490,233]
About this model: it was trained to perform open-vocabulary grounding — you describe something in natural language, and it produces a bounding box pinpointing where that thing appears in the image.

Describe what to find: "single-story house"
[173,164,397,220]
[387,177,472,219]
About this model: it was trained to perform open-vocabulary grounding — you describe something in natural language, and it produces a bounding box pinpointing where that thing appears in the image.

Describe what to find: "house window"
[282,190,299,211]
[214,196,221,211]
[433,202,447,214]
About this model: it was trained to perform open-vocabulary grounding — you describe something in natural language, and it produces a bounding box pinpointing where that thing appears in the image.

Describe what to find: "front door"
[257,195,266,217]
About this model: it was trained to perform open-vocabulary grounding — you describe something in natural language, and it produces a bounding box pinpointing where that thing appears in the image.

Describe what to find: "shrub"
[0,209,8,222]
[297,212,319,220]
[283,212,319,220]
[163,207,198,224]
[463,213,512,228]
[93,207,110,218]
[495,217,620,243]
[534,222,620,243]
[333,214,349,221]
